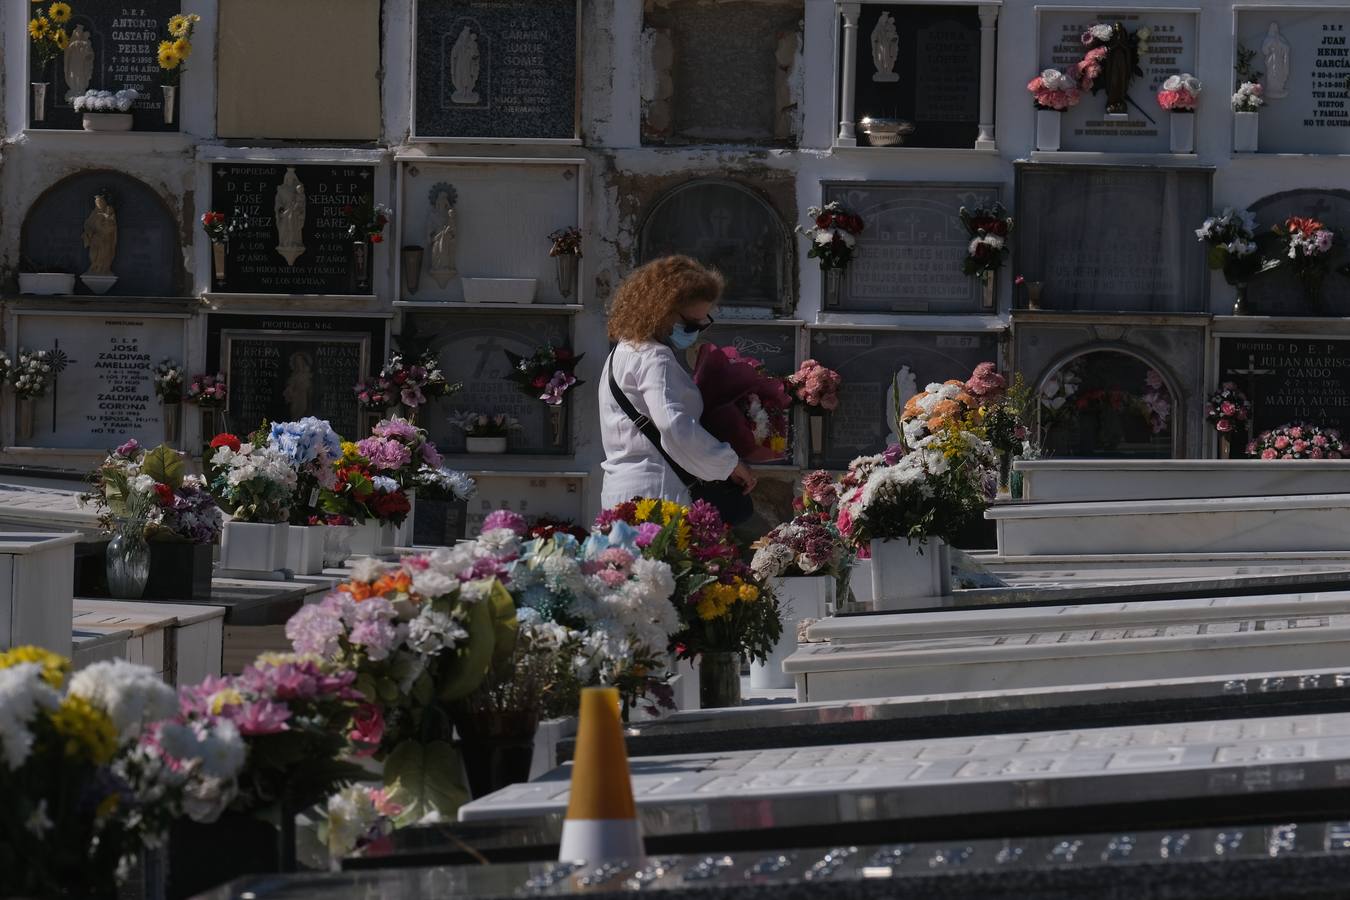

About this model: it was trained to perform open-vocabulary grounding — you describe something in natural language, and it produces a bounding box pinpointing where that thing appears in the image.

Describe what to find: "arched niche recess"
[20,169,183,297]
[1247,188,1350,317]
[1035,347,1179,459]
[638,178,792,314]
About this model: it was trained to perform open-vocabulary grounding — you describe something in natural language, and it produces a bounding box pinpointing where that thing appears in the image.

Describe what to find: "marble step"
[785,610,1350,703]
[1015,458,1350,503]
[986,494,1350,557]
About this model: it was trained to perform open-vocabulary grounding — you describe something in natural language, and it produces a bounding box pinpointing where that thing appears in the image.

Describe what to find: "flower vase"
[1025,281,1043,311]
[456,709,540,799]
[1234,111,1259,153]
[809,413,825,456]
[870,537,946,611]
[750,577,833,690]
[212,242,227,288]
[1219,434,1232,460]
[16,398,34,443]
[31,82,48,123]
[1233,283,1250,317]
[555,253,578,300]
[1035,108,1061,151]
[351,241,370,292]
[162,83,178,124]
[402,246,424,295]
[285,525,326,576]
[1170,111,1195,154]
[698,652,741,709]
[322,525,355,567]
[823,267,844,308]
[163,402,181,446]
[219,521,289,573]
[997,452,1012,499]
[549,406,565,447]
[981,271,995,311]
[106,528,151,599]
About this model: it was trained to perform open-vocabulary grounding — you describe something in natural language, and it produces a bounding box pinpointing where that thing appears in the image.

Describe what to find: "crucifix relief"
[1226,353,1275,428]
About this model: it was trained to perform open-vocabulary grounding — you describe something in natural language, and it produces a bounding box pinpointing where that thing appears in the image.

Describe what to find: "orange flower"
[340,580,374,602]
[373,571,412,596]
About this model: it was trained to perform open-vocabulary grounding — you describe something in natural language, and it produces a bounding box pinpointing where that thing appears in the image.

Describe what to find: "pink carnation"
[357,436,413,472]
[482,509,528,535]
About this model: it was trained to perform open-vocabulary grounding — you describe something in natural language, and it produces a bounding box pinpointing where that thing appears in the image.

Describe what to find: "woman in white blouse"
[600,256,757,507]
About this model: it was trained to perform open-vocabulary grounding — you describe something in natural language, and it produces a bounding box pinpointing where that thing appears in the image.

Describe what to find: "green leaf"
[1205,245,1228,272]
[382,739,469,824]
[436,597,496,702]
[487,580,518,669]
[142,445,186,489]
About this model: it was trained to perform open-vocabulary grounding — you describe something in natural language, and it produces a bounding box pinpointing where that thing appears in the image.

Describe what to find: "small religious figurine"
[450,26,481,104]
[64,25,94,101]
[1102,22,1136,115]
[427,184,459,289]
[274,168,307,266]
[871,11,900,83]
[1263,22,1291,99]
[82,190,117,275]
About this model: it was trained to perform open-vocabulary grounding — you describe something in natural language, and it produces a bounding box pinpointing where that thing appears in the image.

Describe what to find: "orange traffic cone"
[557,686,645,863]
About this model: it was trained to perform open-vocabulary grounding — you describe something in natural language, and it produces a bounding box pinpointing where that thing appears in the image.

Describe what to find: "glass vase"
[107,529,151,599]
[698,651,742,709]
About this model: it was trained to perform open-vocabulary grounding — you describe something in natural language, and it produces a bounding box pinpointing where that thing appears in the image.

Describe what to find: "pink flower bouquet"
[694,343,792,462]
[1027,67,1081,111]
[1248,422,1344,460]
[1204,383,1251,434]
[786,359,843,411]
[185,373,227,409]
[356,416,442,487]
[1157,74,1202,111]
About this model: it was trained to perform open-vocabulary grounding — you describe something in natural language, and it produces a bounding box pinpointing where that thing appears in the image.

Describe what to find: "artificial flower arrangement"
[344,195,393,244]
[11,348,53,399]
[1196,208,1263,286]
[357,416,443,489]
[185,372,228,408]
[505,345,585,407]
[527,516,592,542]
[200,210,251,244]
[959,203,1014,278]
[322,440,413,527]
[1232,81,1264,112]
[967,364,1031,462]
[207,431,298,524]
[0,351,11,385]
[154,358,183,403]
[267,417,344,524]
[28,4,72,70]
[157,13,201,82]
[84,439,223,544]
[694,344,792,462]
[1141,369,1172,435]
[1157,73,1202,111]
[798,201,865,271]
[450,411,523,439]
[548,226,583,257]
[0,647,241,899]
[72,89,140,113]
[412,464,478,503]
[594,498,782,666]
[1073,22,1148,113]
[355,350,460,418]
[1205,383,1252,435]
[1248,422,1345,460]
[750,514,850,582]
[1274,216,1338,309]
[319,783,403,860]
[285,546,519,821]
[786,359,843,412]
[1027,67,1081,111]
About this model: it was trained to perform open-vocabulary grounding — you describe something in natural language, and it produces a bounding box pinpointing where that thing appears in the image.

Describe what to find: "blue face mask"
[667,324,701,350]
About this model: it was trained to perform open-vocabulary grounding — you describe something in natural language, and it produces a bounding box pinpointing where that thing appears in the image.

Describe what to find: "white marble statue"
[871,12,900,83]
[82,192,117,276]
[885,365,918,446]
[274,168,307,266]
[64,25,93,101]
[427,188,458,289]
[1263,22,1290,99]
[450,26,481,104]
[282,351,313,420]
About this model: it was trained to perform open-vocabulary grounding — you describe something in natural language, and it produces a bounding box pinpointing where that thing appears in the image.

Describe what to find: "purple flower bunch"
[356,417,442,487]
[751,514,849,580]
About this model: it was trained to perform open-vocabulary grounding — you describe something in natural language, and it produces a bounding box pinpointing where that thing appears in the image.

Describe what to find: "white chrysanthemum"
[476,528,521,556]
[407,608,467,654]
[751,543,794,579]
[68,659,176,743]
[351,557,390,583]
[411,569,457,600]
[0,663,60,770]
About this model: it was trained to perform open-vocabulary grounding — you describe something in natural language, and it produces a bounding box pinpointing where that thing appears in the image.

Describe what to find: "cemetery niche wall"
[20,170,182,298]
[413,0,580,142]
[205,313,387,441]
[28,0,180,132]
[1015,164,1211,313]
[821,181,1000,314]
[210,163,379,296]
[1246,189,1350,317]
[639,179,792,315]
[1035,349,1176,460]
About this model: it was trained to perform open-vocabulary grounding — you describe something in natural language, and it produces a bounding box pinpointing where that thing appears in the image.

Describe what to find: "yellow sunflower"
[47,1,70,24]
[634,498,658,523]
[167,13,190,36]
[28,16,50,39]
[157,40,181,70]
[173,37,191,60]
[52,27,67,50]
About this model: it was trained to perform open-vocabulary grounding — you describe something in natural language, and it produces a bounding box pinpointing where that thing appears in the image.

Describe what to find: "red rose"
[375,215,387,227]
[532,375,548,388]
[990,220,1008,237]
[210,433,241,451]
[973,243,990,259]
[371,234,383,243]
[153,483,174,505]
[371,491,411,519]
[815,214,830,229]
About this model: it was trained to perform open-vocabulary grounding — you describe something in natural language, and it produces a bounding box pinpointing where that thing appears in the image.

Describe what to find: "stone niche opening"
[638,178,793,314]
[642,0,804,145]
[1036,348,1177,459]
[19,169,182,297]
[1246,189,1350,317]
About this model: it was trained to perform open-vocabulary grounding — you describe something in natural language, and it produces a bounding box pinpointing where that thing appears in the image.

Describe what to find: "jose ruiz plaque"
[29,0,180,131]
[210,163,377,296]
[413,0,579,141]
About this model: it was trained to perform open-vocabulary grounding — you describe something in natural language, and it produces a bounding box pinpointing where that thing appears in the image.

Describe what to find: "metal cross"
[1226,352,1275,427]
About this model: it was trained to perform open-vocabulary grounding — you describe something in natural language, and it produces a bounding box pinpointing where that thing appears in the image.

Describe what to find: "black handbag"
[606,352,755,526]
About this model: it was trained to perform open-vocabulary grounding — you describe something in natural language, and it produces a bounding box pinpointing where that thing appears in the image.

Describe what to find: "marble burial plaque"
[414,0,578,141]
[21,170,181,297]
[1015,165,1210,313]
[210,163,376,295]
[806,328,998,469]
[822,182,999,314]
[417,312,573,455]
[1039,10,1197,154]
[851,5,981,148]
[205,314,387,440]
[13,313,185,450]
[1236,10,1350,155]
[465,474,584,536]
[1248,189,1350,316]
[1217,335,1350,438]
[29,1,180,131]
[640,180,790,312]
[699,322,798,380]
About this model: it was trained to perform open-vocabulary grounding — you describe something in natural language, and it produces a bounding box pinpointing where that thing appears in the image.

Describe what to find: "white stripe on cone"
[558,818,646,864]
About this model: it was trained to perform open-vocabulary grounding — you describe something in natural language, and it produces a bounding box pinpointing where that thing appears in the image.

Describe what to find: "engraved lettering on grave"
[1221,337,1350,433]
[90,328,151,437]
[224,332,366,439]
[914,20,980,122]
[1309,23,1350,129]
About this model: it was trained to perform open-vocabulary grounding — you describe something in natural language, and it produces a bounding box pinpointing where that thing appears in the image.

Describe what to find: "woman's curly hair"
[607,255,724,343]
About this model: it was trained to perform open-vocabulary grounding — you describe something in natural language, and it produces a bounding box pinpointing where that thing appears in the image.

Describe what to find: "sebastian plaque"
[29,1,180,132]
[1235,10,1350,155]
[414,0,579,141]
[210,163,377,296]
[822,181,999,314]
[1217,335,1350,438]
